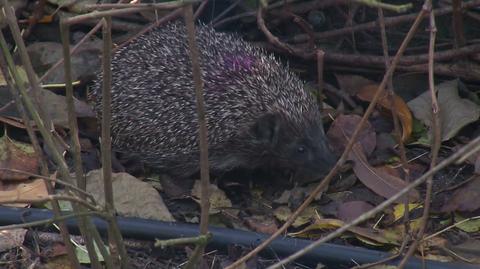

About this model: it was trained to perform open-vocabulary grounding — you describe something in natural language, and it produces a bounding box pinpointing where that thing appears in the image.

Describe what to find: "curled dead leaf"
[357,84,413,141]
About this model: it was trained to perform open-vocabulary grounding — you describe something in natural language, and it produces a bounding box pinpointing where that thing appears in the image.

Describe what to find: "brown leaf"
[244,215,278,234]
[441,176,480,212]
[0,228,27,252]
[335,74,376,95]
[326,114,376,157]
[43,242,69,258]
[350,144,419,203]
[0,116,38,131]
[86,169,175,221]
[0,135,39,181]
[273,205,318,228]
[357,84,413,141]
[192,180,238,216]
[0,178,49,207]
[337,201,374,222]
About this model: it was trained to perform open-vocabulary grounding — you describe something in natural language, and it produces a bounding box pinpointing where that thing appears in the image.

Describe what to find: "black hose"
[0,206,476,268]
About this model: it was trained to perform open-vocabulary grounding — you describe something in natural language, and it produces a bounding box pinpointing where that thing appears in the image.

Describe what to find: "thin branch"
[98,16,128,269]
[369,7,412,268]
[193,0,209,19]
[452,0,466,48]
[316,50,325,112]
[0,3,81,268]
[183,3,211,268]
[0,168,94,201]
[114,8,183,52]
[351,0,412,13]
[0,211,110,231]
[289,0,480,43]
[62,1,193,25]
[60,20,102,269]
[398,4,439,268]
[0,195,101,211]
[155,233,212,248]
[84,1,193,10]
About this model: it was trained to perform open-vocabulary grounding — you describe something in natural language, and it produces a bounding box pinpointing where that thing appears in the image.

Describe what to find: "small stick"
[182,3,211,269]
[397,4,439,268]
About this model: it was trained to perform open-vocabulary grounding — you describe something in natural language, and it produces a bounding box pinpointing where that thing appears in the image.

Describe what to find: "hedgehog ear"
[251,113,282,146]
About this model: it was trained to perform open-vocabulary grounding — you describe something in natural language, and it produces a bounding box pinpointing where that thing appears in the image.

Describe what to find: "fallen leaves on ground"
[356,84,413,141]
[0,134,39,181]
[86,169,174,221]
[408,80,480,142]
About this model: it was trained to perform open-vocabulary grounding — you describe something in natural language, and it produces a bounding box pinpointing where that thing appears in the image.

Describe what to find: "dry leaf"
[0,178,49,207]
[192,180,238,216]
[273,205,318,228]
[86,169,174,221]
[441,176,480,212]
[290,218,400,245]
[350,143,420,203]
[408,80,480,142]
[0,135,39,181]
[335,74,376,95]
[0,229,27,252]
[326,114,376,157]
[357,84,413,141]
[337,201,374,222]
[244,215,278,234]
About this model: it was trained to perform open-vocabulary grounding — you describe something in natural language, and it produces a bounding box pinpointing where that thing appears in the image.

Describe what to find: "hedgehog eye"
[297,146,306,153]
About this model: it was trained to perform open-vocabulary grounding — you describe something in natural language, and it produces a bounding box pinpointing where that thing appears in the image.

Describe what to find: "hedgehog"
[90,21,336,180]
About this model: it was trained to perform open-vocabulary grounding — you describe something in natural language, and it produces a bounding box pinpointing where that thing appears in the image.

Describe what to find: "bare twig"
[316,50,325,112]
[155,233,212,248]
[0,168,95,201]
[0,3,81,267]
[182,3,211,268]
[0,195,101,211]
[0,211,110,231]
[361,8,411,268]
[193,0,209,19]
[60,19,103,269]
[287,0,480,43]
[351,0,412,13]
[289,0,480,43]
[64,1,192,25]
[452,0,466,48]
[39,22,103,83]
[114,8,183,52]
[398,4,439,268]
[214,0,345,28]
[323,43,480,66]
[98,16,128,269]
[84,1,192,10]
[210,0,242,25]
